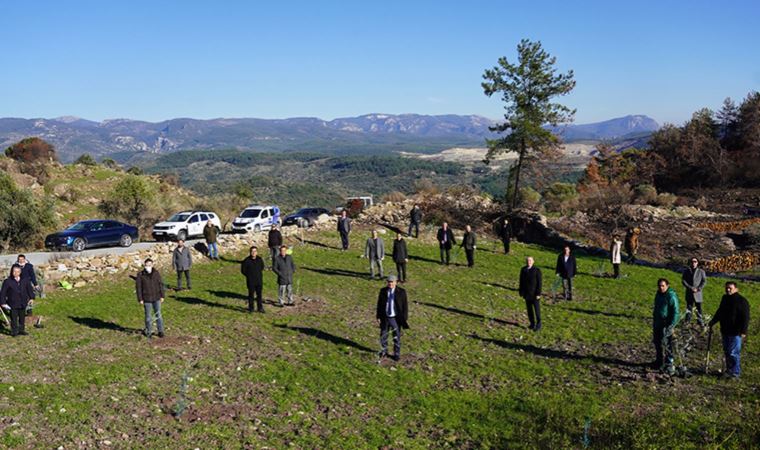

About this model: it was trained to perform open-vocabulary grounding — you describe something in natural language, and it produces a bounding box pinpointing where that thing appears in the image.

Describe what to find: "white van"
[152,211,222,241]
[231,205,281,233]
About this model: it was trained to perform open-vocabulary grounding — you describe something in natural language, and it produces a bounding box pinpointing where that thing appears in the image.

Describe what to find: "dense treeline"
[328,155,462,177]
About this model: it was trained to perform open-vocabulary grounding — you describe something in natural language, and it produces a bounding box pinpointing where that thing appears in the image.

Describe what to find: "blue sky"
[1,0,758,125]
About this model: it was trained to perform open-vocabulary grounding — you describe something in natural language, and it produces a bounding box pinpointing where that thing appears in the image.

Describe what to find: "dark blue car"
[45,220,139,252]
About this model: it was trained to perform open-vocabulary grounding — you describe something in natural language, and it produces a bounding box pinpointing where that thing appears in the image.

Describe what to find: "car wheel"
[177,230,187,241]
[254,224,262,233]
[72,238,86,252]
[120,234,133,247]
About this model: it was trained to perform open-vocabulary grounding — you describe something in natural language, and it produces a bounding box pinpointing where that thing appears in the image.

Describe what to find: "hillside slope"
[0,230,756,447]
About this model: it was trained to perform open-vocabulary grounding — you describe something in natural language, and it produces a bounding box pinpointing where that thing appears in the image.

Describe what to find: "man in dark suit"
[460,224,477,268]
[241,246,266,313]
[519,256,543,331]
[376,275,409,361]
[499,219,512,254]
[337,210,351,251]
[555,245,577,301]
[1,264,35,336]
[436,222,455,265]
[392,233,408,282]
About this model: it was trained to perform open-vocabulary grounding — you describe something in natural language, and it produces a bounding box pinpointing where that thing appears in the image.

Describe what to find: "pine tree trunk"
[511,139,526,210]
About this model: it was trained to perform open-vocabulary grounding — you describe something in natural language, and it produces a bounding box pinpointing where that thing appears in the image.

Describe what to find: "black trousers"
[407,222,419,238]
[247,284,263,312]
[440,247,450,265]
[340,232,350,250]
[502,238,511,254]
[465,248,474,267]
[176,270,191,289]
[685,297,703,321]
[10,308,26,335]
[613,263,620,278]
[395,262,407,282]
[269,247,279,267]
[524,297,541,329]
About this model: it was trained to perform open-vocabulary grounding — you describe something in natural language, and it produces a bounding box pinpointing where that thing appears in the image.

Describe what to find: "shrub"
[655,192,678,208]
[518,186,542,210]
[414,178,440,195]
[0,173,56,252]
[98,175,154,224]
[381,191,406,203]
[543,182,579,213]
[5,137,57,163]
[74,153,97,166]
[694,196,708,210]
[101,158,120,170]
[633,184,658,205]
[579,183,633,212]
[126,166,143,175]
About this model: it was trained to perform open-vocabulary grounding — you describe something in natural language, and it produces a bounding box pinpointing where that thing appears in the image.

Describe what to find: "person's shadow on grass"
[273,324,375,353]
[415,301,522,328]
[69,316,142,334]
[303,267,371,280]
[174,296,247,312]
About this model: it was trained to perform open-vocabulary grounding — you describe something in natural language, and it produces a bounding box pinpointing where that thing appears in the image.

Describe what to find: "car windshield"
[167,213,191,222]
[240,209,261,218]
[66,222,93,231]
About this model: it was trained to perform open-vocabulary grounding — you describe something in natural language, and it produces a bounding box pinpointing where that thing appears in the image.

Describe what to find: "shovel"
[704,327,713,374]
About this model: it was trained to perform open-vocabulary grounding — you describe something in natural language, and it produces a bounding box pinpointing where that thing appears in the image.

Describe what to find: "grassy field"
[1,230,758,448]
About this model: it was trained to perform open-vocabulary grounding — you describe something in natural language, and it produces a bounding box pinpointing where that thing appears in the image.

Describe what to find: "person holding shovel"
[1,264,35,337]
[708,282,750,378]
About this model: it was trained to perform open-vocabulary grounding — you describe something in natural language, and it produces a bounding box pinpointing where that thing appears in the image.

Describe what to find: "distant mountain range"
[0,113,659,162]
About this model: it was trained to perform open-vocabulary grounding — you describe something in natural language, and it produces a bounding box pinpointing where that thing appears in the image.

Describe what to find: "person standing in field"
[392,232,408,283]
[337,210,352,251]
[681,257,706,325]
[364,230,385,280]
[0,264,35,337]
[437,222,455,265]
[135,258,165,338]
[204,219,220,260]
[652,278,679,374]
[499,218,512,255]
[172,239,192,291]
[376,275,409,361]
[408,204,422,238]
[241,246,265,313]
[519,257,543,331]
[610,236,623,279]
[273,245,296,306]
[709,282,750,379]
[267,224,283,268]
[461,224,477,268]
[555,245,577,301]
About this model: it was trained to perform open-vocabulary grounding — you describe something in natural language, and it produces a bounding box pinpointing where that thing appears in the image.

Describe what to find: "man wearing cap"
[376,275,409,361]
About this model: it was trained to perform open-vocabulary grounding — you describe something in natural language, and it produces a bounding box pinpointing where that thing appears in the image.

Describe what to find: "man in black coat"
[436,222,455,265]
[392,233,408,282]
[519,256,543,331]
[267,225,283,268]
[709,282,751,378]
[241,246,266,313]
[16,255,38,289]
[408,204,422,238]
[555,245,577,301]
[461,225,477,268]
[376,275,409,361]
[135,258,165,338]
[337,210,352,251]
[1,265,35,336]
[499,219,512,255]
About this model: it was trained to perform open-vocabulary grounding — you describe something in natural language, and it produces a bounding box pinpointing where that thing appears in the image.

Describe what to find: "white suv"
[231,205,281,233]
[152,211,222,241]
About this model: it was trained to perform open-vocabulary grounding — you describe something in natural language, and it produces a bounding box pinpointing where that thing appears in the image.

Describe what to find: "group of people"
[0,206,751,376]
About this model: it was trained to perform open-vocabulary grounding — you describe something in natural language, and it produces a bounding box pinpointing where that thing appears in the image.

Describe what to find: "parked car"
[282,207,331,228]
[45,220,138,252]
[152,211,222,241]
[231,205,281,233]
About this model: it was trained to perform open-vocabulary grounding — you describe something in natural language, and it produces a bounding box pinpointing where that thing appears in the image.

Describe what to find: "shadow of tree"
[174,296,247,312]
[69,316,142,334]
[476,281,519,292]
[273,324,375,353]
[415,301,522,328]
[469,334,649,369]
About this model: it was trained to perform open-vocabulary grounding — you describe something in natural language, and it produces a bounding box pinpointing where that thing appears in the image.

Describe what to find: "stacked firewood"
[703,251,760,273]
[697,217,760,233]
